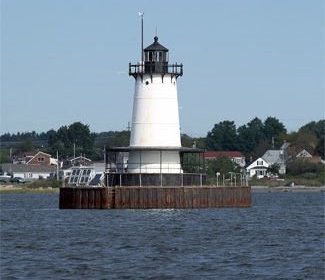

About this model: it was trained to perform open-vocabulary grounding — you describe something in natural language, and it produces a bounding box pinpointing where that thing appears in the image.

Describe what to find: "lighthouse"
[105,27,206,187]
[59,22,252,209]
[128,36,183,173]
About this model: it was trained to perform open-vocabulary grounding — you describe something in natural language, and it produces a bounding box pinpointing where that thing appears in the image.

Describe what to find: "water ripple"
[0,192,324,279]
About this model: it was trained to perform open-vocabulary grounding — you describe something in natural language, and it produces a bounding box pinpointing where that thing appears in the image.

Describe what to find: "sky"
[1,0,324,137]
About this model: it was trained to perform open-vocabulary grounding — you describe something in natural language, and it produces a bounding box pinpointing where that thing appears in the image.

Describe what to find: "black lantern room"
[129,36,183,79]
[143,36,168,73]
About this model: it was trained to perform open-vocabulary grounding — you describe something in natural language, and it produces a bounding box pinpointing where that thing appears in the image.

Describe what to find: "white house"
[262,150,286,175]
[246,157,269,178]
[296,149,313,158]
[62,156,92,168]
[0,163,57,180]
[246,149,287,178]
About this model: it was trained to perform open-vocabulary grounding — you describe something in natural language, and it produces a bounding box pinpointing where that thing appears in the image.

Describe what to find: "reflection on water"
[1,192,324,280]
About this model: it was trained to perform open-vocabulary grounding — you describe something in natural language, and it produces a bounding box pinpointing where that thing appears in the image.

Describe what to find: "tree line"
[203,118,324,159]
[0,118,324,162]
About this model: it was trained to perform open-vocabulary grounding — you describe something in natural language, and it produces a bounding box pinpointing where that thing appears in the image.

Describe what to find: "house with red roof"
[203,151,246,167]
[5,151,59,180]
[12,151,57,166]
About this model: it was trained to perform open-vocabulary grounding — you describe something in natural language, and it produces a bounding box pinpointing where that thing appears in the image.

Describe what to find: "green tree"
[181,134,194,148]
[315,136,324,159]
[0,150,10,163]
[287,159,324,175]
[48,126,69,155]
[266,163,280,175]
[206,121,238,151]
[180,134,206,149]
[18,139,33,153]
[96,131,130,148]
[194,137,207,149]
[92,130,131,161]
[182,153,202,173]
[263,117,287,148]
[238,117,265,156]
[299,120,325,139]
[206,157,240,178]
[284,120,324,158]
[298,120,324,156]
[68,122,94,156]
[48,122,95,158]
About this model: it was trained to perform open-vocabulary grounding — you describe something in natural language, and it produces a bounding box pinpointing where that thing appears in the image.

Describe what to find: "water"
[0,192,324,280]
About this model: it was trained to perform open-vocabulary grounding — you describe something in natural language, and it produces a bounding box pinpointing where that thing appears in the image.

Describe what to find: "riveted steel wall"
[59,186,251,209]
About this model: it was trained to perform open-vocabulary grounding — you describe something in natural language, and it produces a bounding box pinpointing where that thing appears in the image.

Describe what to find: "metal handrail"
[129,62,183,77]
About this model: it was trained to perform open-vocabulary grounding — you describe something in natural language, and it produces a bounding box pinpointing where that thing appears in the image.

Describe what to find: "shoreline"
[251,185,325,192]
[0,184,59,194]
[0,184,324,194]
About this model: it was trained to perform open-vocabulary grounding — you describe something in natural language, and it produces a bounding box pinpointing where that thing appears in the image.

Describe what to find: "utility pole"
[139,12,144,64]
[272,137,274,149]
[103,145,106,166]
[56,150,59,181]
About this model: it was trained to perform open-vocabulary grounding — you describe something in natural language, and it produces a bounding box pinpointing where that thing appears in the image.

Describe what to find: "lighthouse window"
[149,52,153,61]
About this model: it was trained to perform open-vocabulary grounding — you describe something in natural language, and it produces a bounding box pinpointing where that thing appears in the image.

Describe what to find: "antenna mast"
[139,12,144,63]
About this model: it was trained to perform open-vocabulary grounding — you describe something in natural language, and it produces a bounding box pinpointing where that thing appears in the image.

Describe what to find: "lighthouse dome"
[144,36,168,52]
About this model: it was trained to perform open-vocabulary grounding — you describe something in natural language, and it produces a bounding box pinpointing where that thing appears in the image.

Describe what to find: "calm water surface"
[0,192,324,280]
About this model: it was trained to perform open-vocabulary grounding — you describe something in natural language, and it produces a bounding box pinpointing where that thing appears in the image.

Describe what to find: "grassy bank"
[249,176,324,187]
[0,179,61,194]
[0,186,59,194]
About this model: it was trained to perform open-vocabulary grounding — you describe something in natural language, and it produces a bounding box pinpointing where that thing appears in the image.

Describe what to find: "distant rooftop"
[204,151,244,159]
[262,150,284,164]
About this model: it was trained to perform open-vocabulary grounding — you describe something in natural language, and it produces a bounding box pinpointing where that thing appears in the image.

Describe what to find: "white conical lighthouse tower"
[128,35,183,173]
